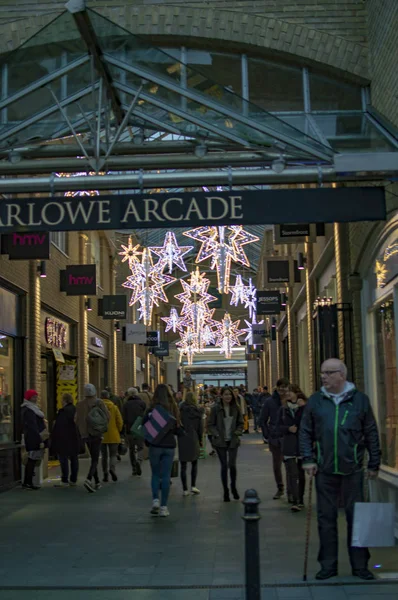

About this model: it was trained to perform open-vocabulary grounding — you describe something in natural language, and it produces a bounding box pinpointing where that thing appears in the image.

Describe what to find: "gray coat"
[178,403,203,462]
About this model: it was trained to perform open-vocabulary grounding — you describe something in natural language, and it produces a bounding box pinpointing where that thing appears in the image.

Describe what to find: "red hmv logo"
[12,233,47,246]
[68,274,94,286]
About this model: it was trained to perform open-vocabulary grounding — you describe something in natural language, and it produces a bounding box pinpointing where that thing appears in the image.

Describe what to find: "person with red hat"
[21,390,49,490]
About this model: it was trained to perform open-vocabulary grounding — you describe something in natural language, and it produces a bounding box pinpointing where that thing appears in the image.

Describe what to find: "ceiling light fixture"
[271,155,286,174]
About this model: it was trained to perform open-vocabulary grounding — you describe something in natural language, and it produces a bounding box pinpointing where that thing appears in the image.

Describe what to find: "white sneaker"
[159,506,170,517]
[182,490,190,497]
[191,487,201,495]
[84,479,96,493]
[150,499,160,515]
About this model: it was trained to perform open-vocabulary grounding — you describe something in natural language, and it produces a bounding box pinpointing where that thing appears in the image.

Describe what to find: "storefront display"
[88,329,108,393]
[0,334,14,444]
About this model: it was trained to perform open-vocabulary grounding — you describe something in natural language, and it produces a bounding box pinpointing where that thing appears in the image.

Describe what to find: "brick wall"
[367,0,398,127]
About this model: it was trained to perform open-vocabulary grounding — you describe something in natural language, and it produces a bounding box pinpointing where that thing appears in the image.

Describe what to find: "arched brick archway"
[0,6,369,82]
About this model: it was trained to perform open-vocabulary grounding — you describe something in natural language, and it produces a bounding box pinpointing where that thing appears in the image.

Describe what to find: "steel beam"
[106,54,334,161]
[0,167,386,193]
[71,10,124,124]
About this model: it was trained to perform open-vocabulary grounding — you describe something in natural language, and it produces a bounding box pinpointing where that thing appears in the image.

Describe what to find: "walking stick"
[303,475,314,582]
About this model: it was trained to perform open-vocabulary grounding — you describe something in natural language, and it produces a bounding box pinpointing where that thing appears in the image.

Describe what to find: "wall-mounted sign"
[262,256,294,287]
[91,337,103,348]
[1,232,50,259]
[87,330,108,358]
[124,323,146,344]
[274,224,316,245]
[45,317,67,350]
[99,295,127,319]
[375,238,398,289]
[0,188,385,233]
[60,265,97,296]
[153,341,169,357]
[52,348,65,363]
[146,331,160,347]
[257,291,281,315]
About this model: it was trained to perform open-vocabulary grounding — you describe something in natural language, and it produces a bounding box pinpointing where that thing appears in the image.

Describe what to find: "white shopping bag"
[352,502,396,547]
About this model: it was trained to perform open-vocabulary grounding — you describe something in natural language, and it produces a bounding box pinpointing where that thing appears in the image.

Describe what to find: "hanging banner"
[257,291,281,315]
[60,265,97,296]
[146,331,160,347]
[0,232,50,259]
[0,187,385,233]
[251,327,266,345]
[99,295,127,319]
[274,224,316,244]
[153,341,170,357]
[124,323,146,344]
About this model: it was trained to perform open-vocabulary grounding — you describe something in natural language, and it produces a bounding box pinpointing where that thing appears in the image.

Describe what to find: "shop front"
[88,329,109,393]
[362,218,398,535]
[41,311,77,431]
[0,285,25,490]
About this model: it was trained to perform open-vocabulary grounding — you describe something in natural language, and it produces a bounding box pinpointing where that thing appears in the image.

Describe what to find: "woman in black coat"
[50,393,80,487]
[278,384,307,512]
[178,392,204,496]
[21,389,49,490]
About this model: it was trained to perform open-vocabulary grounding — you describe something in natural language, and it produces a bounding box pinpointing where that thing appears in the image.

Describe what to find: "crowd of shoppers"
[19,359,381,581]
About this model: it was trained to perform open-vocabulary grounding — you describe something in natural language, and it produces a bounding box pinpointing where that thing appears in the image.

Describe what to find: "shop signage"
[124,323,146,344]
[98,295,127,319]
[257,291,281,315]
[45,317,67,350]
[153,341,169,357]
[60,264,97,296]
[0,188,386,233]
[0,232,50,259]
[267,260,290,284]
[52,348,65,363]
[146,331,160,347]
[274,224,316,245]
[251,327,266,345]
[91,337,103,348]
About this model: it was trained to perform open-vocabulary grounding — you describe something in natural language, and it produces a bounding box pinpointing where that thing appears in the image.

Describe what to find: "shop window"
[248,58,303,112]
[375,299,398,469]
[51,231,67,254]
[0,335,14,443]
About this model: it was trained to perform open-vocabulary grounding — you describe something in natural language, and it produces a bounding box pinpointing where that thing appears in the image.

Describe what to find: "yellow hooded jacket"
[102,399,123,444]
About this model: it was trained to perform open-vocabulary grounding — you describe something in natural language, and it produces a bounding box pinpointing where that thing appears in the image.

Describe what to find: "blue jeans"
[58,454,79,484]
[149,446,175,506]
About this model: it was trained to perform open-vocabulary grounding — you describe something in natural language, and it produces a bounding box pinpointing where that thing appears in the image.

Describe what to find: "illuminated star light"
[119,237,142,270]
[243,314,265,345]
[243,278,257,319]
[149,231,193,274]
[161,308,185,333]
[183,226,259,294]
[229,274,249,307]
[176,327,201,365]
[214,312,245,359]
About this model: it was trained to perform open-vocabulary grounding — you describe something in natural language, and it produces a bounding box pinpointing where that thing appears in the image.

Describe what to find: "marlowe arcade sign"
[0,188,385,233]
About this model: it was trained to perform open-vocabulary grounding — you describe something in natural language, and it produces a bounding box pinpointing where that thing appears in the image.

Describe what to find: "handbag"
[118,440,128,456]
[352,502,396,547]
[143,406,176,444]
[130,416,144,439]
[171,459,179,478]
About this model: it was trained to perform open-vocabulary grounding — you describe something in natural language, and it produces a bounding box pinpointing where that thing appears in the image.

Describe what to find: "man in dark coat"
[300,358,380,581]
[123,387,147,476]
[259,378,289,499]
[51,393,80,487]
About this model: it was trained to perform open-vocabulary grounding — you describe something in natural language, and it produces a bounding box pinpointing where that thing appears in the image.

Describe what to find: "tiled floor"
[0,431,397,600]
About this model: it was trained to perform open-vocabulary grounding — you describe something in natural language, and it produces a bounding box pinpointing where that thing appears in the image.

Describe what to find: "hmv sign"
[60,265,97,296]
[0,232,50,259]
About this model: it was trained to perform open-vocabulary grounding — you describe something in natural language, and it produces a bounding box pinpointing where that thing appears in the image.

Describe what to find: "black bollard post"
[242,489,261,600]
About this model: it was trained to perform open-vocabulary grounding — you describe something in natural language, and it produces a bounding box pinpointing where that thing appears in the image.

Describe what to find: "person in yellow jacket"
[100,390,123,482]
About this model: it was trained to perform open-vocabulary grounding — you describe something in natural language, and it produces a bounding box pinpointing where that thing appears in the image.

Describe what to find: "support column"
[349,274,364,390]
[287,287,298,384]
[131,305,137,387]
[146,350,150,386]
[78,233,89,398]
[276,329,282,381]
[334,223,351,362]
[305,242,316,394]
[258,351,263,386]
[28,261,41,398]
[262,346,267,387]
[109,257,117,395]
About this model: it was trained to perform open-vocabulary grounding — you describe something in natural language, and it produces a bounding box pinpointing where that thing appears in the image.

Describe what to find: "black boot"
[223,489,231,502]
[231,486,240,500]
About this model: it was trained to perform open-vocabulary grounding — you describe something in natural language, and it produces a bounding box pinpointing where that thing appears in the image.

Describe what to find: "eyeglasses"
[321,370,341,376]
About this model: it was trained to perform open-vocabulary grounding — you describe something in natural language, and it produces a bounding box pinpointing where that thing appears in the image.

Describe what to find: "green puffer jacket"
[299,387,380,475]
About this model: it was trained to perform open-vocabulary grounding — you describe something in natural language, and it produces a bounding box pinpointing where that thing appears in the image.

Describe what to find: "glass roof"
[0,7,396,172]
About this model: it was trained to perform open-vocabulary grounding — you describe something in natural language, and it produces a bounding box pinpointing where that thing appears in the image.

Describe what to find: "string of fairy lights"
[119,226,260,364]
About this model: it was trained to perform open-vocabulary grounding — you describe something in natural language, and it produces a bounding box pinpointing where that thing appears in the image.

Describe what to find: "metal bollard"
[242,489,261,600]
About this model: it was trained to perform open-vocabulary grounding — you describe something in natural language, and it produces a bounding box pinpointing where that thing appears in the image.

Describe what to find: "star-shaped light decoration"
[229,274,248,307]
[119,237,142,270]
[243,278,257,319]
[176,327,201,365]
[149,231,193,274]
[183,226,259,294]
[161,307,185,333]
[214,312,245,359]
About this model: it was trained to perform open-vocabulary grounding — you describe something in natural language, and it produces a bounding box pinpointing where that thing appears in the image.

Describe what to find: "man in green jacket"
[300,358,380,582]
